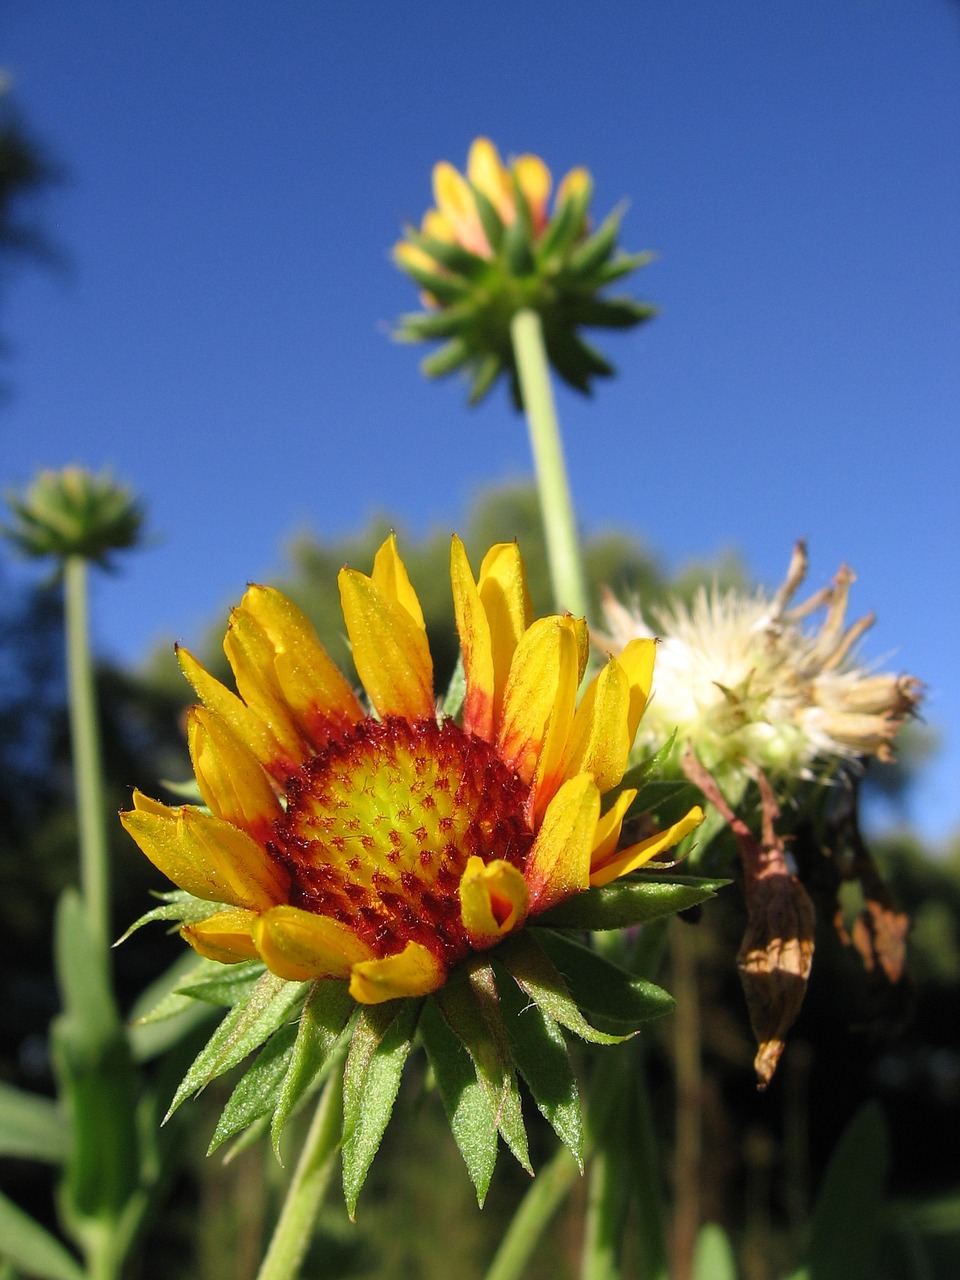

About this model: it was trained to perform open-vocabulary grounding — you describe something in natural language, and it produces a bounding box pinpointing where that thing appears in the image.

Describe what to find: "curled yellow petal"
[120,793,288,909]
[590,805,705,888]
[450,536,495,740]
[349,941,445,1004]
[499,615,580,788]
[181,909,260,964]
[339,566,434,721]
[524,773,600,913]
[562,658,632,792]
[460,856,529,948]
[187,706,282,838]
[253,905,376,982]
[615,638,657,740]
[590,789,637,869]
[223,608,308,766]
[477,541,532,729]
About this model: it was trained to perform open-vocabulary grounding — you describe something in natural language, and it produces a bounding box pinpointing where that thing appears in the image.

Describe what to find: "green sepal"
[537,183,592,262]
[421,335,471,377]
[787,1102,889,1280]
[564,207,624,280]
[412,233,488,279]
[467,352,504,405]
[494,962,583,1169]
[341,999,421,1217]
[591,250,656,287]
[470,183,506,253]
[419,998,498,1205]
[435,964,531,1174]
[393,255,470,307]
[272,981,355,1161]
[0,1083,67,1164]
[207,1024,298,1154]
[177,961,266,1007]
[165,972,307,1120]
[0,1190,85,1280]
[544,327,614,394]
[537,932,675,1031]
[113,889,225,944]
[50,890,140,1224]
[609,731,678,801]
[397,304,477,342]
[441,652,466,720]
[564,296,655,330]
[538,876,728,931]
[499,931,640,1043]
[503,212,535,277]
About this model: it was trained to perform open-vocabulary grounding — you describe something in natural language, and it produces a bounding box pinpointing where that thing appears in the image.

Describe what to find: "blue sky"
[3,1,958,842]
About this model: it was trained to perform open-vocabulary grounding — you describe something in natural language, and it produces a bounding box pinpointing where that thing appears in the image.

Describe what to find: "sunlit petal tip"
[524,774,600,913]
[460,856,529,948]
[348,941,445,1005]
[187,705,283,836]
[338,565,434,721]
[372,532,427,631]
[513,154,552,226]
[556,166,592,204]
[589,805,705,888]
[181,909,260,965]
[422,208,454,242]
[253,905,376,983]
[127,787,176,819]
[616,638,658,738]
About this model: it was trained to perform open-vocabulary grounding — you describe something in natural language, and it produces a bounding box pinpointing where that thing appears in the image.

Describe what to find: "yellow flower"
[122,535,701,1005]
[394,138,653,404]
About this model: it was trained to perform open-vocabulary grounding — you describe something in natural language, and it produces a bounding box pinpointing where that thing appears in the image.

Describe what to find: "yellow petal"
[422,208,454,243]
[177,645,297,781]
[187,706,283,839]
[466,137,513,222]
[524,773,599,913]
[238,585,362,749]
[432,160,490,256]
[590,805,705,888]
[561,657,632,793]
[223,608,308,766]
[615,638,657,741]
[556,166,592,206]
[371,533,426,631]
[339,566,434,721]
[450,536,495,740]
[120,793,288,909]
[253,905,375,982]
[498,615,580,789]
[460,856,529,948]
[349,941,445,1004]
[181,909,260,964]
[589,789,637,868]
[512,154,551,229]
[477,541,533,729]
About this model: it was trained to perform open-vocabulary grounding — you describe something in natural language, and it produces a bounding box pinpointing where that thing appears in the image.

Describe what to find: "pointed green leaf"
[470,184,506,253]
[397,304,476,342]
[564,208,623,279]
[467,352,504,405]
[394,256,470,306]
[537,184,592,262]
[537,932,675,1030]
[788,1102,889,1280]
[591,250,655,287]
[413,233,488,277]
[421,336,471,377]
[177,961,266,1007]
[272,981,354,1160]
[538,876,727,931]
[441,652,467,720]
[498,932,638,1044]
[165,972,307,1119]
[503,214,535,276]
[0,1192,85,1280]
[0,1084,66,1164]
[419,998,498,1205]
[341,999,420,1216]
[494,964,583,1168]
[436,965,531,1173]
[114,889,225,943]
[208,1023,298,1153]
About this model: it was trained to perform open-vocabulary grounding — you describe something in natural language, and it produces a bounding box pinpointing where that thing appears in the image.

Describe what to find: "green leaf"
[470,184,506,253]
[693,1223,738,1280]
[499,932,654,1044]
[467,352,504,405]
[0,1192,85,1280]
[177,961,266,1007]
[537,932,675,1030]
[494,964,583,1168]
[564,208,624,280]
[398,303,476,342]
[165,972,307,1119]
[537,183,592,262]
[565,296,655,330]
[126,955,223,1063]
[419,998,498,1205]
[272,981,355,1160]
[538,876,727,931]
[591,250,656,287]
[114,889,225,943]
[789,1102,889,1280]
[394,256,470,306]
[208,1024,298,1154]
[413,233,488,278]
[421,336,471,378]
[441,652,467,720]
[503,214,535,276]
[341,999,420,1216]
[0,1084,66,1164]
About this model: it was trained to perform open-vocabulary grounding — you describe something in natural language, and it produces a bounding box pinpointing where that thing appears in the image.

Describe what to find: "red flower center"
[267,717,533,964]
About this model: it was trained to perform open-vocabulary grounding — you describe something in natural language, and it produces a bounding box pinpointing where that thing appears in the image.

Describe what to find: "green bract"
[4,465,144,567]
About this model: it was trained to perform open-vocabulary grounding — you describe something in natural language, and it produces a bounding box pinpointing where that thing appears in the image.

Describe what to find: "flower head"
[595,541,922,796]
[394,137,654,404]
[4,465,144,568]
[122,535,702,1007]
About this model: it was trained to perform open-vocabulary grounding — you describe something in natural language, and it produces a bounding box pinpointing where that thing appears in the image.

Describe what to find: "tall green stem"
[510,308,590,620]
[255,1067,344,1280]
[64,554,110,958]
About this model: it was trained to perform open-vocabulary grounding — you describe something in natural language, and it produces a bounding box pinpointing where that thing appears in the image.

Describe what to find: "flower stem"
[510,308,590,620]
[64,554,110,958]
[483,1144,580,1280]
[255,1066,344,1280]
